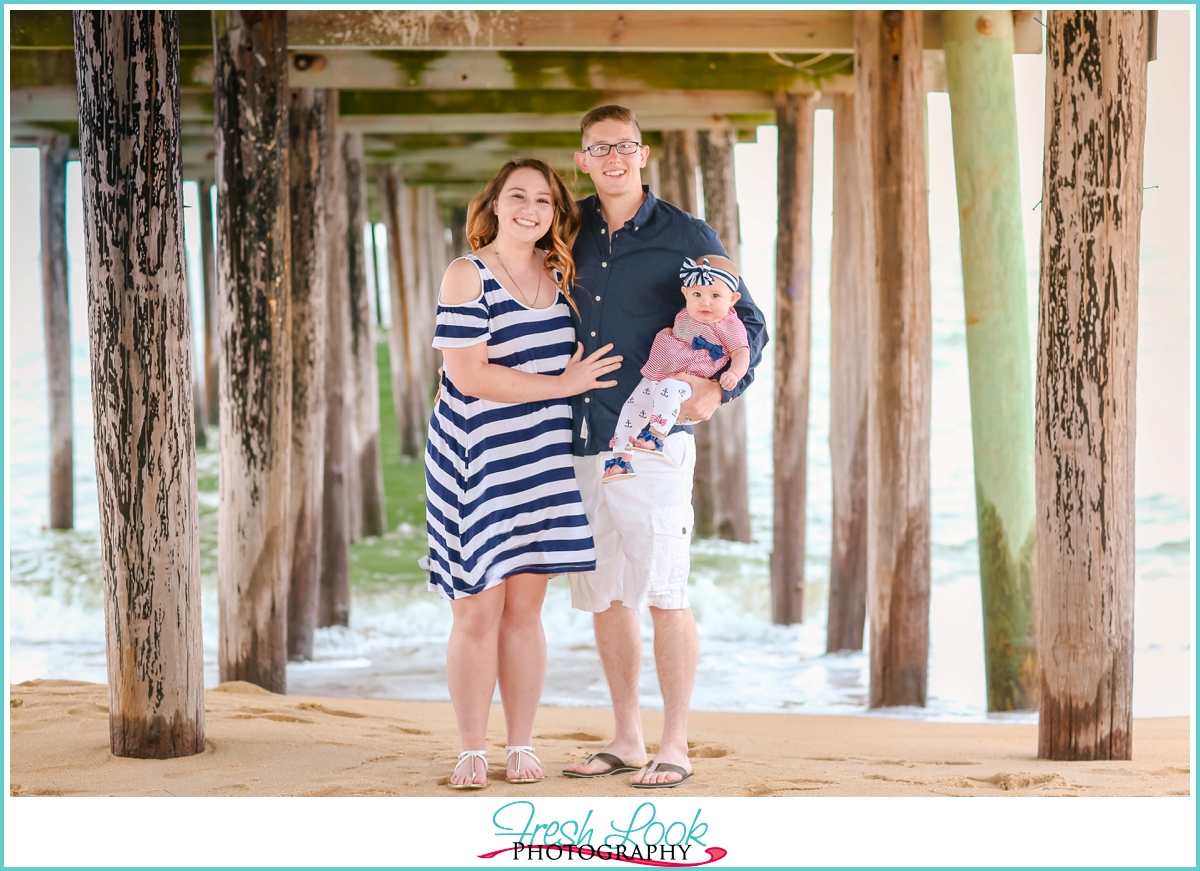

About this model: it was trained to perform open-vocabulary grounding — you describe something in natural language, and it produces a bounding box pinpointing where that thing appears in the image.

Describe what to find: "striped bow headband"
[679,257,738,293]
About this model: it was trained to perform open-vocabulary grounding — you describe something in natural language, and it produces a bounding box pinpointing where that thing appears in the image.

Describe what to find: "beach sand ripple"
[8,680,1191,797]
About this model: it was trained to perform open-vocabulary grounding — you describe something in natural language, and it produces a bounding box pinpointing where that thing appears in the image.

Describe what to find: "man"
[563,106,768,787]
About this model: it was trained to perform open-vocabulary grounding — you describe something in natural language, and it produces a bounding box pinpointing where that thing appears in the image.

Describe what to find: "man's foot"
[602,455,636,482]
[562,742,649,777]
[630,745,691,787]
[561,752,641,778]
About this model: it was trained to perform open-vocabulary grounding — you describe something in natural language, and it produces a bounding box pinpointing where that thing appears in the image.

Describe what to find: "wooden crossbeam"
[11,85,782,127]
[11,47,854,92]
[12,9,1045,53]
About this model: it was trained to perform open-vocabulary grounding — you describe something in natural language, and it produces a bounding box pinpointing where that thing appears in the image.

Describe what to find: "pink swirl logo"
[479,845,728,866]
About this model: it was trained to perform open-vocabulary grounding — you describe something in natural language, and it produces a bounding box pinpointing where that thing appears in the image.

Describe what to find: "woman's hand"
[559,343,622,396]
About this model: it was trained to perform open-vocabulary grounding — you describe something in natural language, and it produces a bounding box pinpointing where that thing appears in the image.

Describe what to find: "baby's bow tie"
[692,335,725,360]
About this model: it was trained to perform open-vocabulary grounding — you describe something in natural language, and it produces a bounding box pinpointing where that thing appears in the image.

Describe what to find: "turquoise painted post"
[942,11,1037,712]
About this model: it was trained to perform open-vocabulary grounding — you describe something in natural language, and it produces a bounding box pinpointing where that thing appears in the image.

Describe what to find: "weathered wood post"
[369,222,385,326]
[697,128,751,543]
[213,10,292,692]
[943,10,1038,711]
[198,177,219,428]
[39,133,73,530]
[1036,10,1149,761]
[447,203,468,259]
[771,92,817,625]
[826,94,869,652]
[378,165,424,458]
[417,189,446,381]
[345,132,387,537]
[660,130,729,541]
[286,87,328,661]
[855,10,933,706]
[187,278,207,449]
[73,9,204,757]
[320,93,352,628]
[421,186,449,387]
[658,130,698,213]
[411,185,436,400]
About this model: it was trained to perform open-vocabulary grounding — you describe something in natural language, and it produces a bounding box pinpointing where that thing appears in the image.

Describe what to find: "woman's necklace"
[492,245,543,308]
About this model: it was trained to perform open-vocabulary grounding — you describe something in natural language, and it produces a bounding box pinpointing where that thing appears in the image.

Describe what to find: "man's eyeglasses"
[579,140,643,157]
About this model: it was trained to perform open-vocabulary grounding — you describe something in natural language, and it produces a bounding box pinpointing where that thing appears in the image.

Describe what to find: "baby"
[604,254,749,481]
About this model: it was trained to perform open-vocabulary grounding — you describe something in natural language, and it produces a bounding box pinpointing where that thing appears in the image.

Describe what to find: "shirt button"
[601,262,607,268]
[584,398,590,403]
[595,295,601,301]
[590,331,596,337]
[600,229,606,234]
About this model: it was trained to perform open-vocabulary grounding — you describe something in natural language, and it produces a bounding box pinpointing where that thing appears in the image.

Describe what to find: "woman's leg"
[497,573,549,780]
[447,584,506,785]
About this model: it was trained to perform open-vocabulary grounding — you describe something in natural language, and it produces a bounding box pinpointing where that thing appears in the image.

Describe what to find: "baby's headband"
[679,257,738,293]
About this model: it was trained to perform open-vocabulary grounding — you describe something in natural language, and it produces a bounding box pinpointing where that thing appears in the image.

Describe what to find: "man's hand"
[674,373,722,423]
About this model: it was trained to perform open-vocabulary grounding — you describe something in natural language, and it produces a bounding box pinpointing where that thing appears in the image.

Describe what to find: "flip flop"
[561,752,642,779]
[630,760,693,789]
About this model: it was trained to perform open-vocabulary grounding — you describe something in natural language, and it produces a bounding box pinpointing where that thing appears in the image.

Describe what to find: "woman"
[425,159,622,788]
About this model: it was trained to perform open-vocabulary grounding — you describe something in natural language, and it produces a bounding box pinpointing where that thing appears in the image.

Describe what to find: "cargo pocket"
[649,502,694,593]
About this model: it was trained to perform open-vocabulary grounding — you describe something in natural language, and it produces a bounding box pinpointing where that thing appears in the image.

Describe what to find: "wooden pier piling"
[39,133,73,530]
[345,131,388,538]
[826,94,869,652]
[286,87,328,661]
[1036,9,1149,761]
[73,9,205,756]
[198,177,219,428]
[379,165,425,459]
[213,9,292,692]
[697,128,751,544]
[943,10,1038,711]
[771,91,817,625]
[320,98,352,629]
[856,10,932,706]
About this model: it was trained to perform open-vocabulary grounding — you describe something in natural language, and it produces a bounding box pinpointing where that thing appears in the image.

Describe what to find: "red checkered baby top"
[640,309,749,382]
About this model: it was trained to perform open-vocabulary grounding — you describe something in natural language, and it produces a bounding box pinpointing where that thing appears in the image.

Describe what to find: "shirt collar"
[591,185,658,230]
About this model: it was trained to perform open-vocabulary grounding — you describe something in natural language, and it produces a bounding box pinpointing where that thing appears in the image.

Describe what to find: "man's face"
[574,119,649,200]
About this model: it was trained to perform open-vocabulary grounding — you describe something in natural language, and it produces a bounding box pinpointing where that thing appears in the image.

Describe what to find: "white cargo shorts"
[567,431,696,614]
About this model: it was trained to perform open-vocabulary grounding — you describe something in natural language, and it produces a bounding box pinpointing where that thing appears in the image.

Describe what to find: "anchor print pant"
[610,376,693,452]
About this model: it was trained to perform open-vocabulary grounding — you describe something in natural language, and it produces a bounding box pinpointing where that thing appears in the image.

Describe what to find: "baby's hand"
[718,371,739,390]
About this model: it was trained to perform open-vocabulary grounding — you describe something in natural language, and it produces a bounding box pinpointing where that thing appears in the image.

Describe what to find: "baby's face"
[683,281,738,323]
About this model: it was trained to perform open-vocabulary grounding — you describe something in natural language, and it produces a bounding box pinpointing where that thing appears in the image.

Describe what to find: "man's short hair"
[580,105,642,144]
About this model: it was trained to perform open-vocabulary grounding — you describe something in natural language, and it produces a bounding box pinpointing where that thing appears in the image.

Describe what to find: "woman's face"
[493,167,556,245]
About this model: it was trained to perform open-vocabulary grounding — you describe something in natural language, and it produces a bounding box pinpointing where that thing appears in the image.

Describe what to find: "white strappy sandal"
[450,750,488,790]
[505,745,544,784]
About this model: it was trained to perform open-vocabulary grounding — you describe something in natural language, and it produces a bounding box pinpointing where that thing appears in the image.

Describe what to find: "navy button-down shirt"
[569,186,769,456]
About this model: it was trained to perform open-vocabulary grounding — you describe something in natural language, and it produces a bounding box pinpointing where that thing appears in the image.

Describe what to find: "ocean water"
[5,106,1192,723]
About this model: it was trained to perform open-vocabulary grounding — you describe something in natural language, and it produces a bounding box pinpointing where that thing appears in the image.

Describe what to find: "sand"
[8,679,1190,798]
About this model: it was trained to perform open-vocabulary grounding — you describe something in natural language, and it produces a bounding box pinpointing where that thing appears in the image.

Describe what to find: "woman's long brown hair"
[465,158,581,314]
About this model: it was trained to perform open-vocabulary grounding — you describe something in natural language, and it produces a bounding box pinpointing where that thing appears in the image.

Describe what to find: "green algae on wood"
[942,10,1038,712]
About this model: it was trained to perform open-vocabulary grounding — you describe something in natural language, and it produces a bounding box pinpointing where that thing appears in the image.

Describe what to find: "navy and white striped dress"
[425,253,597,600]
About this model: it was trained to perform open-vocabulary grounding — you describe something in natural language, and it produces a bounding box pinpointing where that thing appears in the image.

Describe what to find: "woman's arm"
[438,258,621,403]
[443,341,622,403]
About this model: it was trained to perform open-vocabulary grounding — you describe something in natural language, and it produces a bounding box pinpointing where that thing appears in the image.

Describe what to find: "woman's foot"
[449,750,488,789]
[602,455,636,482]
[505,746,544,783]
